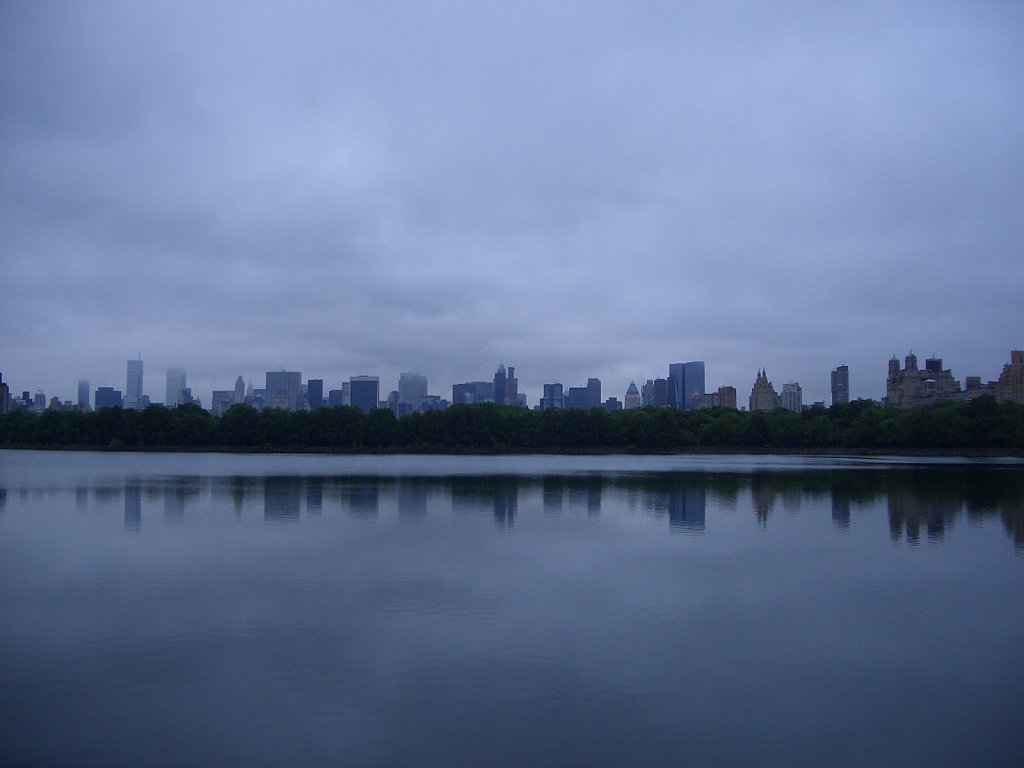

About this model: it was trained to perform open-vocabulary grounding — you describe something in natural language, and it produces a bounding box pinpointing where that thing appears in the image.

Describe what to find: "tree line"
[1,397,1022,453]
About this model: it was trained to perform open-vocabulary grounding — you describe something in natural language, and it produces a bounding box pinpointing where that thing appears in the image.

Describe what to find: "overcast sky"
[2,1,1022,407]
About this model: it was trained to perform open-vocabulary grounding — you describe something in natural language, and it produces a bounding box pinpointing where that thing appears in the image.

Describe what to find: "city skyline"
[3,3,1022,409]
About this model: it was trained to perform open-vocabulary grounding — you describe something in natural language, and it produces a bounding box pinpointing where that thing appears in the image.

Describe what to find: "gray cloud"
[3,1,1022,406]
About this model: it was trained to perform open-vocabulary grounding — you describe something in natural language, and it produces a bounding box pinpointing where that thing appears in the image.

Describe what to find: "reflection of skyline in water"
[2,467,1022,547]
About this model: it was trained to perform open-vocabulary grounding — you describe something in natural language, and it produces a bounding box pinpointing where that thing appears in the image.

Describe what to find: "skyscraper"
[166,369,186,408]
[669,361,706,410]
[624,382,641,410]
[493,364,507,406]
[265,371,302,411]
[350,376,379,414]
[749,369,779,412]
[234,376,246,405]
[541,383,563,410]
[399,372,428,408]
[77,379,90,408]
[124,358,144,410]
[780,382,803,413]
[306,378,323,409]
[585,378,602,410]
[831,365,850,406]
[0,373,10,415]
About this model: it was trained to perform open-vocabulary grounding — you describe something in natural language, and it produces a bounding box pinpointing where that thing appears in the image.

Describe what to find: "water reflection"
[2,465,1022,548]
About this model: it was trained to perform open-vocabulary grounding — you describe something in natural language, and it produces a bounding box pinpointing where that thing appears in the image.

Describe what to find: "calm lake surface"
[1,451,1022,767]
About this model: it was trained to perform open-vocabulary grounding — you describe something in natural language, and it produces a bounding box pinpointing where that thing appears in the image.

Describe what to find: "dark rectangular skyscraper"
[350,376,379,414]
[831,365,850,406]
[307,379,323,410]
[669,361,706,410]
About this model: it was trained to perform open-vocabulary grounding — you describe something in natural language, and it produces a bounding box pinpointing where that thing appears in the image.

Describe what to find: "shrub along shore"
[2,396,1023,455]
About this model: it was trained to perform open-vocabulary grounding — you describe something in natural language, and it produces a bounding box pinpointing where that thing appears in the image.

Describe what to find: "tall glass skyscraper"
[166,368,186,407]
[668,361,705,410]
[125,359,144,410]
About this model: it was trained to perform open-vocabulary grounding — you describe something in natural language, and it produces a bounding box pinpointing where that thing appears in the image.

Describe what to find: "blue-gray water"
[1,451,1022,767]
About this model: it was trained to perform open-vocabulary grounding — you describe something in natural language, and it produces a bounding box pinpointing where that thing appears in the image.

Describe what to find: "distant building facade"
[77,379,90,408]
[541,383,564,411]
[749,369,779,412]
[350,376,379,414]
[717,385,737,409]
[211,390,235,417]
[125,359,144,410]
[585,378,602,410]
[624,382,641,410]
[166,369,187,408]
[669,361,705,410]
[95,386,123,409]
[399,373,428,408]
[831,365,850,406]
[0,373,10,415]
[884,353,961,408]
[266,371,302,411]
[780,382,803,413]
[306,378,323,410]
[452,381,493,405]
[994,350,1024,405]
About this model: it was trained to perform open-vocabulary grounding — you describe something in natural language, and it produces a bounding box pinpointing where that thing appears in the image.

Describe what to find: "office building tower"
[669,361,706,410]
[125,358,144,410]
[211,390,235,417]
[505,367,519,406]
[452,381,493,405]
[995,350,1024,405]
[235,376,246,405]
[328,389,345,408]
[350,376,379,414]
[566,387,588,410]
[585,378,601,410]
[399,372,428,408]
[831,365,850,406]
[749,369,779,412]
[653,378,668,407]
[95,386,123,409]
[77,379,90,408]
[541,383,563,410]
[266,371,302,411]
[306,379,323,410]
[780,382,803,413]
[885,353,960,408]
[624,382,641,410]
[166,369,187,408]
[494,364,507,406]
[0,373,10,415]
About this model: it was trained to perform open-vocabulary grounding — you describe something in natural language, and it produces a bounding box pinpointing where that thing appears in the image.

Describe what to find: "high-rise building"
[994,350,1024,405]
[565,387,588,410]
[717,386,737,409]
[235,376,246,406]
[166,369,187,408]
[328,389,345,408]
[211,391,235,417]
[399,373,428,408]
[669,361,706,410]
[585,378,602,410]
[125,358,144,410]
[306,378,323,410]
[831,365,850,406]
[77,379,90,408]
[494,364,507,406]
[780,382,803,413]
[624,382,641,410]
[749,369,779,412]
[885,353,960,408]
[541,383,563,410]
[95,386,123,409]
[350,376,379,414]
[505,367,519,407]
[0,373,10,415]
[452,381,493,405]
[265,371,302,411]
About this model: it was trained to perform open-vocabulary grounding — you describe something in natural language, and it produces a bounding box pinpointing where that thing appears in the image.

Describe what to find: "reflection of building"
[831,365,849,406]
[264,477,301,521]
[749,369,779,412]
[832,496,851,529]
[887,489,960,544]
[493,481,517,528]
[884,353,960,408]
[306,479,323,516]
[397,479,428,518]
[347,479,380,516]
[667,485,706,531]
[124,480,142,530]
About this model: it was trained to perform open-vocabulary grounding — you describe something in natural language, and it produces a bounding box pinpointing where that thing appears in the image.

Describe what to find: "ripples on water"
[0,451,1022,767]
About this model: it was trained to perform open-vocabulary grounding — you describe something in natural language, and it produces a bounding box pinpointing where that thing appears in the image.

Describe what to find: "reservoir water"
[1,451,1022,767]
